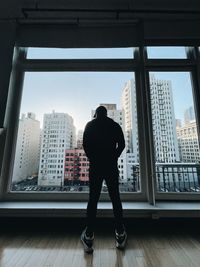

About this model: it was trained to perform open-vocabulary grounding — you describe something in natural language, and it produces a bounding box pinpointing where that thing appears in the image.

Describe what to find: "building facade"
[177,121,200,163]
[64,149,89,185]
[122,75,180,164]
[38,111,76,186]
[150,74,180,162]
[12,113,40,182]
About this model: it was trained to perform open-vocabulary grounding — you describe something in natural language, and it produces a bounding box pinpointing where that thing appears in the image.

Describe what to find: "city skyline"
[20,72,194,132]
[12,88,200,192]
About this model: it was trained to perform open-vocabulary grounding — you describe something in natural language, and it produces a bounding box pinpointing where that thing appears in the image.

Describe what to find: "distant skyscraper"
[38,111,76,186]
[12,113,40,182]
[177,121,200,163]
[92,104,127,183]
[176,119,182,128]
[184,106,195,124]
[121,75,180,163]
[77,130,84,149]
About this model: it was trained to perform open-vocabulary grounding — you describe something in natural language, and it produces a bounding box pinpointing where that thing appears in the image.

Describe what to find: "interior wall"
[0,21,16,176]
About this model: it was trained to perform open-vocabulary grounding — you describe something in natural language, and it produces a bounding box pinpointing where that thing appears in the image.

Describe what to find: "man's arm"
[116,124,125,158]
[83,123,92,159]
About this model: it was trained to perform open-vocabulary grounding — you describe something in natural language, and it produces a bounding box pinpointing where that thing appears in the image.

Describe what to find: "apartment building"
[38,111,76,186]
[12,113,40,182]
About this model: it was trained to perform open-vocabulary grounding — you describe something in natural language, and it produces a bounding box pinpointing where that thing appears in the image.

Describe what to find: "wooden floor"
[0,218,200,267]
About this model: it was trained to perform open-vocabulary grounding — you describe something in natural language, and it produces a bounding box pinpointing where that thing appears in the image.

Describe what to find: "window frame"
[1,43,200,202]
[1,46,148,202]
[144,46,200,200]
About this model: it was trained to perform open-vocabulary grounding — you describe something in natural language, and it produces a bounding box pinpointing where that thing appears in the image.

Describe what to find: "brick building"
[64,149,89,185]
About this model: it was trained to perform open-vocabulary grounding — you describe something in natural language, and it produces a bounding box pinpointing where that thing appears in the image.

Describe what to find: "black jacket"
[83,116,125,174]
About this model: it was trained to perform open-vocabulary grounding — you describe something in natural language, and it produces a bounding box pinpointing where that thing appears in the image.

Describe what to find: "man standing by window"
[81,106,127,253]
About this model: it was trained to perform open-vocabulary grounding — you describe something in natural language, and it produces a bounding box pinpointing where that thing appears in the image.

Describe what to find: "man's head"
[94,106,107,118]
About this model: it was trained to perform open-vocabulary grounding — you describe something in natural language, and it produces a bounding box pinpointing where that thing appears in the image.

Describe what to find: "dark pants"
[86,167,124,234]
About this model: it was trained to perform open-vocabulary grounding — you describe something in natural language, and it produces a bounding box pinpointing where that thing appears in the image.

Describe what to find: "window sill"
[0,201,200,218]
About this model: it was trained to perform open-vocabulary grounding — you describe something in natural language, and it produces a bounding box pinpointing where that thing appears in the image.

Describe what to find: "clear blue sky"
[20,48,194,131]
[21,71,134,131]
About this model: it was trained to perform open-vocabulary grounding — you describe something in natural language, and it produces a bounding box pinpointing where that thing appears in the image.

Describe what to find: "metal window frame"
[143,46,200,201]
[1,44,200,203]
[1,46,148,202]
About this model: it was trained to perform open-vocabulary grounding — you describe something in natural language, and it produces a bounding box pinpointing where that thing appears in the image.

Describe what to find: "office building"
[12,113,40,182]
[122,75,180,163]
[177,121,200,163]
[38,111,76,186]
[184,106,195,124]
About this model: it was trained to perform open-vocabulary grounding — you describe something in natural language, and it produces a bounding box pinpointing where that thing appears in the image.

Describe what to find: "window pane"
[147,47,187,59]
[149,72,200,193]
[11,72,141,194]
[27,48,134,59]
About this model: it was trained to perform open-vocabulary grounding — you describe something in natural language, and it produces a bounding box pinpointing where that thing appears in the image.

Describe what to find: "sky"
[21,71,133,131]
[20,47,194,132]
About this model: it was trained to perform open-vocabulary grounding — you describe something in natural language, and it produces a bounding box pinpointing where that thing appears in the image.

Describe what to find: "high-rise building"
[177,121,200,163]
[77,130,84,149]
[150,75,180,162]
[121,80,139,186]
[38,111,76,186]
[121,79,138,160]
[92,104,127,183]
[184,106,195,124]
[121,75,180,163]
[176,119,182,128]
[12,113,40,182]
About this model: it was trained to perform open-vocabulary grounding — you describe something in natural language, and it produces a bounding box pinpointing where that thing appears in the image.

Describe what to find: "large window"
[11,71,141,194]
[2,45,200,202]
[149,72,200,193]
[1,46,147,201]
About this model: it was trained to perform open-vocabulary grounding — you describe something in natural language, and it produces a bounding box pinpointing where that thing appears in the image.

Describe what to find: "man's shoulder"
[107,117,120,127]
[85,117,120,128]
[84,119,96,129]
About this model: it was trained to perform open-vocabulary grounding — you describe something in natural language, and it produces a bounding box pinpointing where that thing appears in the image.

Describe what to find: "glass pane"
[147,47,187,59]
[27,48,134,59]
[149,72,200,193]
[11,72,141,194]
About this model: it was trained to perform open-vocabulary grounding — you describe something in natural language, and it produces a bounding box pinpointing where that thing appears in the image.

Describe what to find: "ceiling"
[1,0,200,20]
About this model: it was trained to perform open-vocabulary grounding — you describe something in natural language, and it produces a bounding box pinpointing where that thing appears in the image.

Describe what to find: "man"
[81,105,127,253]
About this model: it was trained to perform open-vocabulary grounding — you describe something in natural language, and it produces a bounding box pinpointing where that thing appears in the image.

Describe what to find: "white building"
[12,113,40,182]
[92,104,127,183]
[122,75,180,165]
[121,79,138,165]
[150,74,180,162]
[121,80,140,187]
[38,111,76,186]
[176,121,200,163]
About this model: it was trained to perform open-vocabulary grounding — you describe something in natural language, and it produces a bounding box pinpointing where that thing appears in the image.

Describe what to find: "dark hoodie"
[83,116,125,176]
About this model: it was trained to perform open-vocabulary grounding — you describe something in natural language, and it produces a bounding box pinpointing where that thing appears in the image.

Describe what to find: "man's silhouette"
[81,106,127,253]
